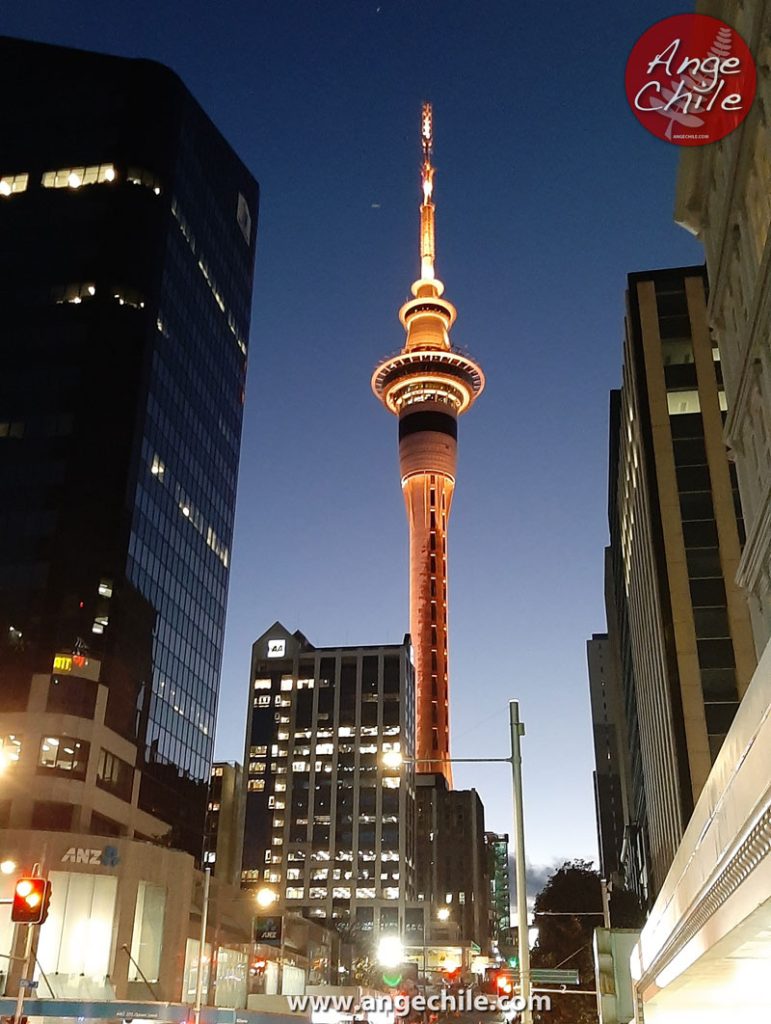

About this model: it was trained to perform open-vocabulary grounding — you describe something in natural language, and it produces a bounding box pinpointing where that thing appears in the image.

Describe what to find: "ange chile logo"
[625,13,756,146]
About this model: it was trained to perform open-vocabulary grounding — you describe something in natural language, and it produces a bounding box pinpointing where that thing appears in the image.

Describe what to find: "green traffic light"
[382,970,403,987]
[508,957,519,968]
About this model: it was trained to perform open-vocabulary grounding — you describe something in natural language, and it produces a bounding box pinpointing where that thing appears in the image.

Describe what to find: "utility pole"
[193,867,211,1024]
[509,701,532,1024]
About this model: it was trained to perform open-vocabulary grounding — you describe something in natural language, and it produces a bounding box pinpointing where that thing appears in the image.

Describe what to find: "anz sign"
[61,845,120,867]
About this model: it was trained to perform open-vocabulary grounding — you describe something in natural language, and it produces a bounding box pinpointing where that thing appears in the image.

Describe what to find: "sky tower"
[372,104,484,785]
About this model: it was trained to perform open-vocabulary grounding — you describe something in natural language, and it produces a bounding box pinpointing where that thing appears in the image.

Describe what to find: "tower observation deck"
[372,104,484,785]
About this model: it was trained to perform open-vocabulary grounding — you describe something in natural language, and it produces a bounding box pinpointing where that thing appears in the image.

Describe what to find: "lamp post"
[382,699,533,1024]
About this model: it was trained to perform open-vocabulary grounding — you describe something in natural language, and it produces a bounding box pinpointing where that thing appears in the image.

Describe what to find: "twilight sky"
[5,1,703,883]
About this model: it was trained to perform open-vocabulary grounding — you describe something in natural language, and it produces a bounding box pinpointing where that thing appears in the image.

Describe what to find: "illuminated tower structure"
[372,105,484,784]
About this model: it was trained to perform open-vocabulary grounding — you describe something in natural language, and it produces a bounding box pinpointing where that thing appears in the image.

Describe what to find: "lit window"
[297,678,315,689]
[150,455,165,480]
[247,779,265,792]
[126,167,161,193]
[275,781,286,792]
[41,164,116,189]
[332,887,351,899]
[0,734,22,765]
[383,888,399,900]
[112,286,145,309]
[91,616,109,635]
[280,677,293,691]
[292,761,308,772]
[52,282,97,304]
[356,887,376,899]
[249,762,265,775]
[382,777,400,789]
[38,735,89,777]
[285,888,305,899]
[309,887,327,899]
[98,579,113,599]
[255,695,271,708]
[0,172,28,196]
[667,389,700,415]
[253,679,271,690]
[251,745,268,756]
[272,836,283,846]
[287,868,302,881]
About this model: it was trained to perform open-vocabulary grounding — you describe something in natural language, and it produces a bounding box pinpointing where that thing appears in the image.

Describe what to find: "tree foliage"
[529,859,643,1024]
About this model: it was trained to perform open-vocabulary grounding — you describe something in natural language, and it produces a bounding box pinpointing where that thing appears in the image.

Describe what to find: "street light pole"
[509,700,532,1024]
[193,866,210,1024]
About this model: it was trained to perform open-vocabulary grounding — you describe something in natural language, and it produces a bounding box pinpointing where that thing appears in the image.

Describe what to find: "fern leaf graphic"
[650,28,730,139]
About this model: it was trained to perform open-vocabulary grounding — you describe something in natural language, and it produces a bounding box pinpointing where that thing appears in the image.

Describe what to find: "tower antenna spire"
[420,102,436,281]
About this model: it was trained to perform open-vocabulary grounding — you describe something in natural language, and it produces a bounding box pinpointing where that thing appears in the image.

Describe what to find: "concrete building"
[415,777,490,951]
[372,104,484,783]
[0,34,257,1008]
[607,266,756,907]
[241,622,417,934]
[205,762,246,887]
[586,633,626,885]
[629,5,771,1020]
[484,832,511,947]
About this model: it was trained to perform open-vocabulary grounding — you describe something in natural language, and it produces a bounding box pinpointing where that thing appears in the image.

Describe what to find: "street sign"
[531,969,580,985]
[501,968,580,985]
[253,915,282,945]
[19,980,38,989]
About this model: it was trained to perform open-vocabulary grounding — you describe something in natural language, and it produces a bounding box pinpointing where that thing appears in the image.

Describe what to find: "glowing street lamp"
[436,907,450,922]
[377,935,405,968]
[255,886,279,909]
[0,859,16,875]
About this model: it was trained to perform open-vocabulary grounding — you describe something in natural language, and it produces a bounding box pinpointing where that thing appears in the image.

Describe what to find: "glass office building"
[241,624,416,925]
[0,36,258,855]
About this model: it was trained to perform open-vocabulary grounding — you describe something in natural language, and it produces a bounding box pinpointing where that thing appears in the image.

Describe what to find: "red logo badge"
[625,14,756,146]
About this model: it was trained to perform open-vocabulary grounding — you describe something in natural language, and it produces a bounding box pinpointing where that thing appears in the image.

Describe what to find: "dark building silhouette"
[415,776,490,949]
[601,266,755,905]
[0,35,258,856]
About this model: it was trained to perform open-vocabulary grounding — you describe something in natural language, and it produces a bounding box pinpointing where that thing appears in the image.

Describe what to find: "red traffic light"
[11,877,51,924]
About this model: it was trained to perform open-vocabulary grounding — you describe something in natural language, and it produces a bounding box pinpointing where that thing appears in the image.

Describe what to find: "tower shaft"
[373,104,484,787]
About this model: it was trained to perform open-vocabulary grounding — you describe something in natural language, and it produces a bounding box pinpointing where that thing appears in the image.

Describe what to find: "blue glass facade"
[0,36,258,854]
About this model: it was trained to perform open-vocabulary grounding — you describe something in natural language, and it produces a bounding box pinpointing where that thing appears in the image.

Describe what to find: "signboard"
[267,639,286,658]
[254,915,282,945]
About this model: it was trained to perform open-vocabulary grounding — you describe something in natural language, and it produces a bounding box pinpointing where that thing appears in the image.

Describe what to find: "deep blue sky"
[5,1,703,882]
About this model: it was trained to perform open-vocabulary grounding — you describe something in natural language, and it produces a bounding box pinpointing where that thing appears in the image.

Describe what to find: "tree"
[530,860,602,1024]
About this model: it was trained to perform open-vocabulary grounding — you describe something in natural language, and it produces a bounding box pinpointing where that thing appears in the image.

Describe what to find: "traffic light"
[496,973,513,995]
[11,877,51,924]
[249,958,267,977]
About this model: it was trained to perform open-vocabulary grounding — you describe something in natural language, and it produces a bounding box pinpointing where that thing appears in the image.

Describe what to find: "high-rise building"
[241,622,417,932]
[586,633,625,884]
[0,35,258,856]
[372,104,484,783]
[415,778,490,949]
[484,832,511,947]
[630,17,771,1015]
[0,36,258,1003]
[606,265,756,901]
[204,761,246,886]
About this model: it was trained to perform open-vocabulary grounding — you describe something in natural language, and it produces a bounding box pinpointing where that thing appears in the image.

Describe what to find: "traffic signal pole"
[509,701,532,1024]
[14,862,41,1024]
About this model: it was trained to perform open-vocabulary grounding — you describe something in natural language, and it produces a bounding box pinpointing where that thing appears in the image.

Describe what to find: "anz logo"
[61,845,120,867]
[267,639,286,658]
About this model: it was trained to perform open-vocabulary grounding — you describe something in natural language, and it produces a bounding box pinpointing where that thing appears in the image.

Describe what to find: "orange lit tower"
[372,104,484,785]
